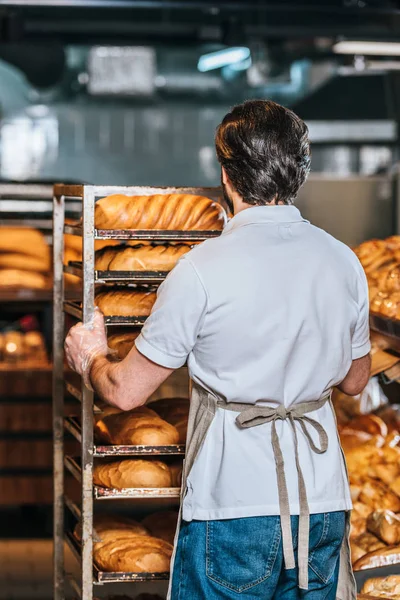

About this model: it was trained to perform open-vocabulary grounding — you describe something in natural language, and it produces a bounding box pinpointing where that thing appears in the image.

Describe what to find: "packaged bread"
[95,405,180,446]
[367,510,400,546]
[93,459,172,489]
[94,193,226,231]
[94,535,173,573]
[141,511,178,546]
[96,244,190,272]
[0,269,47,289]
[95,290,156,317]
[108,331,140,360]
[361,575,400,598]
[353,545,400,570]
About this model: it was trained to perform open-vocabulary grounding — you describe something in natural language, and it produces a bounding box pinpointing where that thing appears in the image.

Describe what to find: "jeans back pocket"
[308,511,346,584]
[206,516,281,593]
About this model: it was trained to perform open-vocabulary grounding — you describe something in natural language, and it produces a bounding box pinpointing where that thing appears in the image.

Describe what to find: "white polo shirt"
[135,205,370,521]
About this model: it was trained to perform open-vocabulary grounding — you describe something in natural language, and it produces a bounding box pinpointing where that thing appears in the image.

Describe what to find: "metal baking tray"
[370,312,400,338]
[65,456,181,500]
[354,563,400,591]
[65,531,170,584]
[94,486,181,500]
[64,261,169,283]
[65,494,81,521]
[65,416,185,457]
[64,222,221,242]
[64,300,148,326]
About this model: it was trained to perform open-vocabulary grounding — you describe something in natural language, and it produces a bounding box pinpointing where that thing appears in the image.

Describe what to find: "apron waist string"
[214,393,331,590]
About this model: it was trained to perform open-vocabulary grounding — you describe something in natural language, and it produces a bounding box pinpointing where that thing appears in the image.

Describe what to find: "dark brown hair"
[215,100,311,205]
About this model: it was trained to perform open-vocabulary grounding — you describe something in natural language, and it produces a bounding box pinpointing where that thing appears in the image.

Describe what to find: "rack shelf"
[65,416,185,457]
[65,532,170,584]
[65,262,169,283]
[65,456,181,500]
[64,301,148,326]
[53,183,222,600]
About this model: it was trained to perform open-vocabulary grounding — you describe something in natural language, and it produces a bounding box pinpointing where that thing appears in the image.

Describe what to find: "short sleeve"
[352,260,371,360]
[135,257,207,369]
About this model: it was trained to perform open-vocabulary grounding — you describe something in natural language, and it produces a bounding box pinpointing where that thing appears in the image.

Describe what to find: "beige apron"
[167,381,356,600]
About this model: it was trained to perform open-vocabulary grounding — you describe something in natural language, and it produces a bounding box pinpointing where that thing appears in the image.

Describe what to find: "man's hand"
[64,309,109,389]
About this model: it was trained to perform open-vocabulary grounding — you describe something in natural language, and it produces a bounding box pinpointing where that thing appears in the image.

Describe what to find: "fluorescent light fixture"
[197,47,251,72]
[333,40,400,56]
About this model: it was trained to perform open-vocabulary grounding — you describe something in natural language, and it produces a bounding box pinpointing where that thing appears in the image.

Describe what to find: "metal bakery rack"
[52,184,222,600]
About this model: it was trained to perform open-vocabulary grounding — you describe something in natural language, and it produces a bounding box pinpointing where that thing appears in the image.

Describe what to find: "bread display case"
[52,184,224,600]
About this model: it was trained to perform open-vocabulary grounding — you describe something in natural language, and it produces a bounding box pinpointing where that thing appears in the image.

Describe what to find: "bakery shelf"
[65,531,170,584]
[65,494,81,522]
[354,564,400,591]
[65,380,102,414]
[65,416,185,456]
[65,261,169,283]
[94,486,181,500]
[369,313,400,353]
[64,301,148,326]
[65,456,181,500]
[64,222,221,242]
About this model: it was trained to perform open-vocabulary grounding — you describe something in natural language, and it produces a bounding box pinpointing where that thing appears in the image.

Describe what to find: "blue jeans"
[170,512,346,599]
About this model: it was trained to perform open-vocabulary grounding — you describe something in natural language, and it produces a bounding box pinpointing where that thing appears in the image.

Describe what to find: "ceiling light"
[333,41,400,56]
[197,47,251,72]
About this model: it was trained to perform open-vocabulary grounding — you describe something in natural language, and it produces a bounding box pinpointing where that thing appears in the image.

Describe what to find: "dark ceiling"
[0,0,400,43]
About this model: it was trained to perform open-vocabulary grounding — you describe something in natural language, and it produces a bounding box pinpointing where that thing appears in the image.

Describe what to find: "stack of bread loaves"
[74,514,173,573]
[336,412,400,569]
[0,227,50,289]
[354,236,400,319]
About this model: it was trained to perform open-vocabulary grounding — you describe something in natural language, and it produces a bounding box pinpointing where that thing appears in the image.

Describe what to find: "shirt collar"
[223,205,308,234]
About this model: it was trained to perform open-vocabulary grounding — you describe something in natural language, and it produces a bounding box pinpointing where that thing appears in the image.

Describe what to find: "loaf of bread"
[141,511,178,545]
[95,193,226,231]
[94,535,173,573]
[359,479,400,513]
[0,253,50,273]
[108,331,140,359]
[95,290,156,317]
[0,269,48,289]
[353,546,400,570]
[150,398,189,443]
[351,542,366,565]
[95,406,180,446]
[0,227,50,259]
[350,517,367,540]
[354,532,386,554]
[361,575,400,598]
[93,459,172,489]
[74,514,149,543]
[96,244,190,272]
[391,475,400,497]
[367,510,400,546]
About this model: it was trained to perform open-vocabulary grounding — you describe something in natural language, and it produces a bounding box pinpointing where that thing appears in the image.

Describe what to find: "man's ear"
[221,166,228,185]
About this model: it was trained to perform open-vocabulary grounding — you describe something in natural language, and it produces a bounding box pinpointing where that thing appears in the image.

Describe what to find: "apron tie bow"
[218,393,331,590]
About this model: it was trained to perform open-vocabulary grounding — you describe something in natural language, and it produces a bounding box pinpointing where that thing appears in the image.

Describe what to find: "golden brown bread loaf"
[95,193,226,231]
[74,514,149,543]
[367,510,400,546]
[94,535,173,573]
[354,532,386,553]
[95,290,156,317]
[0,253,50,273]
[0,269,48,289]
[108,331,140,359]
[141,511,178,545]
[150,398,189,443]
[95,406,180,446]
[359,479,400,513]
[93,459,172,489]
[96,244,190,272]
[361,575,400,598]
[0,227,50,259]
[353,546,400,570]
[351,541,366,565]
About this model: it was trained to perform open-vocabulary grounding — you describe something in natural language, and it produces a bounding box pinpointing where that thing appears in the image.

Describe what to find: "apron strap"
[216,393,331,590]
